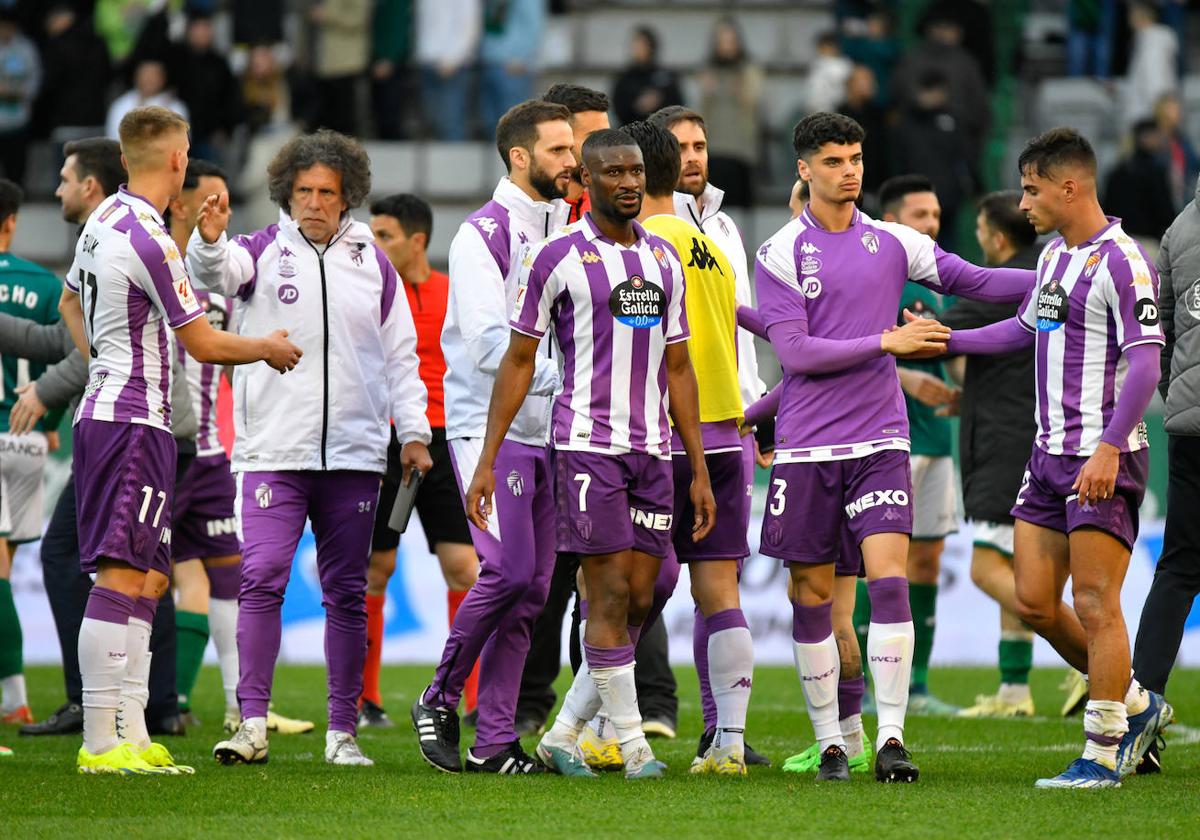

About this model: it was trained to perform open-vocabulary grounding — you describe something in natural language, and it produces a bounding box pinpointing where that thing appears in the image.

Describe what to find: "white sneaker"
[325,730,374,766]
[214,718,268,765]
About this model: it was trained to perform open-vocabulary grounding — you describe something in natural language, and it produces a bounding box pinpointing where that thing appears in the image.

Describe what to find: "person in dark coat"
[940,190,1041,718]
[33,4,111,136]
[612,27,684,126]
[1104,119,1177,242]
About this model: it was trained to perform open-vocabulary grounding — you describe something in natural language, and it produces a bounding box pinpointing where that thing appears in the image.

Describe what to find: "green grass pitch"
[2,665,1199,838]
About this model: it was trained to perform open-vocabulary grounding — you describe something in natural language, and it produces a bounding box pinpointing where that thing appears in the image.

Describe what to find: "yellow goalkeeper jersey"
[643,213,743,424]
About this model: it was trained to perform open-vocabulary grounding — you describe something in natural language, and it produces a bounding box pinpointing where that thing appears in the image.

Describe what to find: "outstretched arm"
[945,315,1036,356]
[768,314,951,376]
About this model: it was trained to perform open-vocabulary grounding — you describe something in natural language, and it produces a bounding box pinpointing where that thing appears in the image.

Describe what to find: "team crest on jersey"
[255,483,272,509]
[800,255,821,275]
[765,517,784,546]
[507,470,524,497]
[610,274,666,328]
[350,242,366,266]
[860,231,879,254]
[652,245,670,269]
[575,514,592,542]
[580,249,602,265]
[475,217,499,239]
[1036,277,1069,331]
[279,258,297,278]
[1083,253,1101,277]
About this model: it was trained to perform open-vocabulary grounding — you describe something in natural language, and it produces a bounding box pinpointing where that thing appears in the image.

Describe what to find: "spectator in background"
[233,0,286,45]
[0,11,39,187]
[105,59,188,140]
[308,0,372,136]
[1104,119,1177,244]
[698,17,762,209]
[371,0,413,140]
[1155,92,1199,210]
[33,4,111,138]
[892,12,989,169]
[416,0,481,140]
[173,12,242,163]
[242,45,291,135]
[837,63,888,196]
[841,9,900,107]
[1067,0,1117,78]
[612,27,683,126]
[806,31,852,115]
[94,0,160,64]
[890,69,974,248]
[479,0,545,135]
[1124,1,1179,126]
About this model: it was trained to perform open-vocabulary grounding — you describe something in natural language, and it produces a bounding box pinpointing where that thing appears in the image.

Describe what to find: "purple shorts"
[672,449,750,561]
[73,419,176,576]
[1011,445,1148,550]
[760,449,912,575]
[173,453,240,561]
[554,449,674,557]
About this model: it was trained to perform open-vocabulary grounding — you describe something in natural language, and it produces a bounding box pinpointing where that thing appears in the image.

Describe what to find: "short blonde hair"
[119,106,190,168]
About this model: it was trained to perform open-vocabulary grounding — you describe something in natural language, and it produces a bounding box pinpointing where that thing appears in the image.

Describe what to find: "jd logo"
[278,284,299,304]
[801,277,822,299]
[1137,300,1159,326]
[687,238,722,274]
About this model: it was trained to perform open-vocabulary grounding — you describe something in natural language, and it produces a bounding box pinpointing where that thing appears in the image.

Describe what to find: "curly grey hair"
[267,129,372,215]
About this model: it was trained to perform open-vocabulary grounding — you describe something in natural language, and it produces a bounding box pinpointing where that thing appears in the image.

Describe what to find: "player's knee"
[1070,583,1113,629]
[1015,594,1054,631]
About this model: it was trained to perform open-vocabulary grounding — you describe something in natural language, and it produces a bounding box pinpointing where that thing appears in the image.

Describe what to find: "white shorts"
[970,519,1014,556]
[909,454,958,540]
[0,431,48,543]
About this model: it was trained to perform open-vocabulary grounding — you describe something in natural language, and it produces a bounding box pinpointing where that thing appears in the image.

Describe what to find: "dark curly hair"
[267,129,371,215]
[792,112,865,159]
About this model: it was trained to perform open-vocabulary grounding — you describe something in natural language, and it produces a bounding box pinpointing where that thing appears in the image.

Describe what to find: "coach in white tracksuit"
[186,129,432,766]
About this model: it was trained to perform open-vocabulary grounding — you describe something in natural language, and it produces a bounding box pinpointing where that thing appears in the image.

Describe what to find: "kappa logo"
[730,677,753,689]
[280,246,295,258]
[255,482,272,509]
[687,238,722,274]
[1131,271,1152,287]
[580,249,602,264]
[799,241,822,255]
[758,243,771,259]
[507,469,524,497]
[475,217,499,238]
[861,231,879,254]
[518,231,529,245]
[163,244,181,264]
[844,488,909,519]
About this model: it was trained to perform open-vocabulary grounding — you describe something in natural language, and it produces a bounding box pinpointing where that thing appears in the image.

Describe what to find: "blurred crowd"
[0,0,1193,244]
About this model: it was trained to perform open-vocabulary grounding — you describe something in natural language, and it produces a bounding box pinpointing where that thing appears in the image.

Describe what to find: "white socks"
[1082,699,1128,770]
[79,615,129,755]
[118,616,153,750]
[590,662,648,762]
[1125,676,1150,715]
[545,620,603,746]
[709,625,753,752]
[841,713,865,759]
[1,673,26,711]
[792,632,843,751]
[867,620,915,750]
[210,597,240,709]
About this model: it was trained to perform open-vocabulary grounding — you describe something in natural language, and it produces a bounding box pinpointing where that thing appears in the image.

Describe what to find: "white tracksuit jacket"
[442,177,569,446]
[186,213,431,474]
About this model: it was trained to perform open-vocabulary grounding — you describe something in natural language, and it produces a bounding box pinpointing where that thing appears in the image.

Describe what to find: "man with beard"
[649,104,770,765]
[412,100,575,775]
[544,84,611,223]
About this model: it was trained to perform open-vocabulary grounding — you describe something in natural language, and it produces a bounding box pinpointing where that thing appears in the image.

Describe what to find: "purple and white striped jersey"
[177,290,230,455]
[511,214,689,458]
[66,187,204,432]
[1016,219,1165,456]
[756,205,1034,462]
